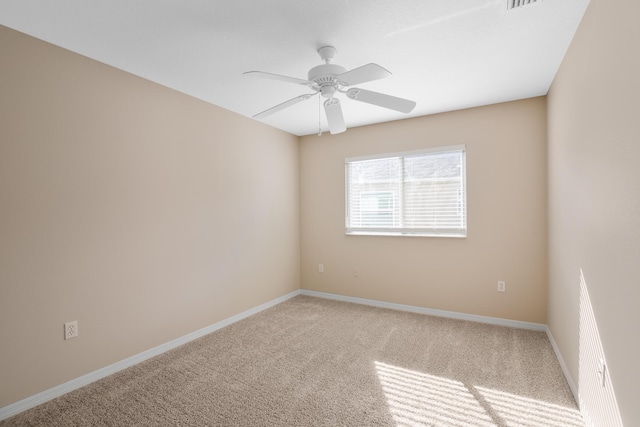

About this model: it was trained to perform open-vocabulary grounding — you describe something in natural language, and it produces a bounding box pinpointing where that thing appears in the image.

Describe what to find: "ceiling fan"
[244,46,416,134]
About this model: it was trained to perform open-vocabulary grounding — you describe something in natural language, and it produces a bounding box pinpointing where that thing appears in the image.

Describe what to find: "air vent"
[507,0,538,10]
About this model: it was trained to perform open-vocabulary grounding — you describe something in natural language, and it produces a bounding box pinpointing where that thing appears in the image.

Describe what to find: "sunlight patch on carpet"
[475,386,583,426]
[375,361,494,426]
[375,361,583,427]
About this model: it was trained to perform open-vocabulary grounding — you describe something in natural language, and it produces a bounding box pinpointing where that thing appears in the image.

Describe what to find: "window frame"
[345,145,467,238]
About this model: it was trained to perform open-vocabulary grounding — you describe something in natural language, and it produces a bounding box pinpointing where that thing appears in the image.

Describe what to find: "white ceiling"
[0,0,590,136]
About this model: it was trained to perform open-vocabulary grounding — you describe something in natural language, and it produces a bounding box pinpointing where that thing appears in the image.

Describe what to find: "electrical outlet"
[497,281,506,292]
[319,264,324,273]
[353,268,359,278]
[64,321,78,340]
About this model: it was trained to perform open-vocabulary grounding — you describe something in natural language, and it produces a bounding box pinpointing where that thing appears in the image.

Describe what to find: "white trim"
[345,144,466,163]
[301,290,588,416]
[300,289,547,331]
[4,289,581,423]
[345,229,467,238]
[0,290,301,421]
[545,326,580,408]
[345,146,467,238]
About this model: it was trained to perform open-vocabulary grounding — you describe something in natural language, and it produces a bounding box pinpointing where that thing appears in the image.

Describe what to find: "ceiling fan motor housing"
[308,63,347,97]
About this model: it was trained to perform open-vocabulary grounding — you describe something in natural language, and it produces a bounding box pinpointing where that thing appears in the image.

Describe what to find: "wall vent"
[507,0,538,10]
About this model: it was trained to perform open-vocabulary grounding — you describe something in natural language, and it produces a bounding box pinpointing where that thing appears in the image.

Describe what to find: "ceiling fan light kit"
[244,46,416,135]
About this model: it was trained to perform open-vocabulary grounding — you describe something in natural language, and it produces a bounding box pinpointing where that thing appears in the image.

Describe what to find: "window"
[345,145,466,237]
[359,191,395,227]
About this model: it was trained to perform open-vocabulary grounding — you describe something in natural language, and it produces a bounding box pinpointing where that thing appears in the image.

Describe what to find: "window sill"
[345,230,467,238]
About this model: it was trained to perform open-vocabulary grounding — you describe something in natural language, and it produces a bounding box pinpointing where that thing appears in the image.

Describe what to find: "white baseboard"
[0,290,301,422]
[545,326,580,407]
[3,289,576,423]
[300,289,547,331]
[302,290,585,416]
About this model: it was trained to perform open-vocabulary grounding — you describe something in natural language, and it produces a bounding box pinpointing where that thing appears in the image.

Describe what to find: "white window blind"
[345,145,466,237]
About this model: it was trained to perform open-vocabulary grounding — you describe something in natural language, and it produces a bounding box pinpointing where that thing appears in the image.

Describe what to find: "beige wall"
[547,0,640,424]
[0,26,300,407]
[7,2,638,421]
[300,98,548,324]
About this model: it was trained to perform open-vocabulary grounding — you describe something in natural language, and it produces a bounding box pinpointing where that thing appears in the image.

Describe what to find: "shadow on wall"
[375,361,583,426]
[579,268,623,426]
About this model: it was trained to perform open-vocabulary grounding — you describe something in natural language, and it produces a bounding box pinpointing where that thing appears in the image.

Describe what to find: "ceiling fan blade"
[336,63,392,86]
[324,98,346,134]
[346,88,416,113]
[253,93,314,119]
[243,71,312,86]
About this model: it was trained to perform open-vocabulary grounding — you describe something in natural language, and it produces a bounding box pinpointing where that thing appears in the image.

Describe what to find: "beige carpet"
[2,296,583,426]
